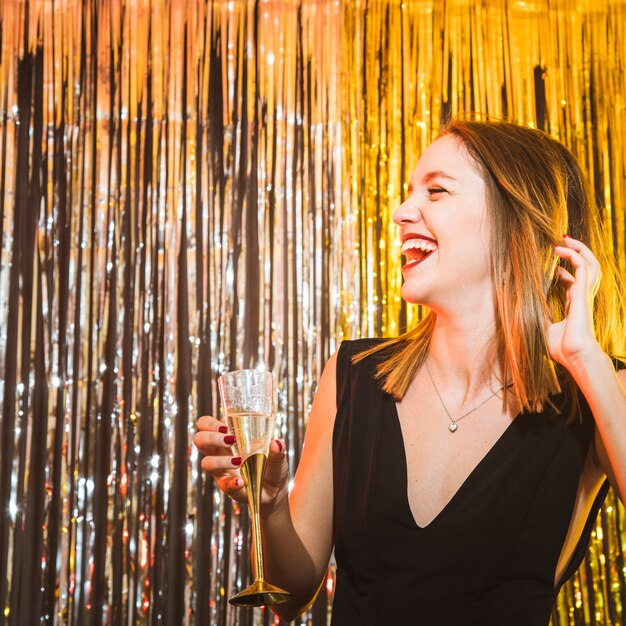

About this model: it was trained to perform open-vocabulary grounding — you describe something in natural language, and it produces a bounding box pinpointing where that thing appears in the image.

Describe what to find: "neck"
[427,311,503,402]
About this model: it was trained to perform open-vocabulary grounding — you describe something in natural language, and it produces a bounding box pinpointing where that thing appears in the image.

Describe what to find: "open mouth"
[401,235,437,269]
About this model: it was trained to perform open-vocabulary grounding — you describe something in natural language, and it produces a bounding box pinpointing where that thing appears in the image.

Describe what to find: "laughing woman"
[194,119,626,625]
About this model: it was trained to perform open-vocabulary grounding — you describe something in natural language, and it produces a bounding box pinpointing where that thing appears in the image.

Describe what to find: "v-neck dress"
[331,339,610,626]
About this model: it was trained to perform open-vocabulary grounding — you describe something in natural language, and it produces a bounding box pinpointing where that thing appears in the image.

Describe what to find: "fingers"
[264,439,289,489]
[194,414,240,477]
[554,246,593,317]
[194,422,287,477]
[196,414,223,431]
[555,266,575,287]
[269,438,285,455]
[194,413,289,497]
[555,235,601,294]
[216,475,245,498]
[559,234,598,266]
[199,452,243,476]
[553,237,600,349]
[193,419,236,456]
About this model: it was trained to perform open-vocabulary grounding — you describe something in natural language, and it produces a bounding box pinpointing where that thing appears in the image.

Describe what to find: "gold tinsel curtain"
[0,1,624,625]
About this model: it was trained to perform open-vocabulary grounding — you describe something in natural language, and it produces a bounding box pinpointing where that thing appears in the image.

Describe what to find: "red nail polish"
[275,439,284,452]
[231,457,242,466]
[563,233,569,238]
[224,435,236,445]
[218,425,228,434]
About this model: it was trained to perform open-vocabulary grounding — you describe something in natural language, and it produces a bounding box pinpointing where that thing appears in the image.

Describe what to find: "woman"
[194,119,626,625]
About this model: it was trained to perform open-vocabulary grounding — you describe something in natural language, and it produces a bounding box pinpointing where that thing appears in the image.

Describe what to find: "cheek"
[445,234,491,279]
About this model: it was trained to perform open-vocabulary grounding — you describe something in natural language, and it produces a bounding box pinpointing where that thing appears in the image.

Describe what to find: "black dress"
[331,339,610,626]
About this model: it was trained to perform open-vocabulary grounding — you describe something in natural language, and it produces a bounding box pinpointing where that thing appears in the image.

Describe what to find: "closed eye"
[427,187,447,198]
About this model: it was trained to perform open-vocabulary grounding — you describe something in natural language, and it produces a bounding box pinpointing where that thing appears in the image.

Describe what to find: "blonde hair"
[355,119,625,415]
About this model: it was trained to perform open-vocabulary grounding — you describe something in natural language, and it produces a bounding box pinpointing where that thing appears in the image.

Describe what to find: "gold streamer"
[0,1,624,625]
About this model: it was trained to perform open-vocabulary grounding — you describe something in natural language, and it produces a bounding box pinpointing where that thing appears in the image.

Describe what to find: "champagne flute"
[218,369,292,607]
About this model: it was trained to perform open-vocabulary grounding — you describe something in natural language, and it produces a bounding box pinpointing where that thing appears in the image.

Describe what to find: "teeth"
[401,239,437,253]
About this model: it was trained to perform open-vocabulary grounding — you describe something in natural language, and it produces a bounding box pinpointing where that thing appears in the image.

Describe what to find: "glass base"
[229,579,292,607]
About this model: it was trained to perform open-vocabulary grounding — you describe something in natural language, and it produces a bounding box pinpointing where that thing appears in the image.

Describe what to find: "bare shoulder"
[307,349,339,432]
[292,349,340,472]
[296,347,340,470]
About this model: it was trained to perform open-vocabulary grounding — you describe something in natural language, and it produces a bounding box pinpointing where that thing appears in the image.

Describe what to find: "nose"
[393,195,422,225]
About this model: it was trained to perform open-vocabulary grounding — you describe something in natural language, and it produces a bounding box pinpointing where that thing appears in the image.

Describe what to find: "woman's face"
[392,134,493,314]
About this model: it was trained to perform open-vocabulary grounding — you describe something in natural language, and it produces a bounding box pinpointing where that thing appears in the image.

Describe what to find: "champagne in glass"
[218,369,291,607]
[224,410,274,461]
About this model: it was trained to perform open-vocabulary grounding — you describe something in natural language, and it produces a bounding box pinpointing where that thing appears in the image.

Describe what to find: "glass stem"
[242,453,267,581]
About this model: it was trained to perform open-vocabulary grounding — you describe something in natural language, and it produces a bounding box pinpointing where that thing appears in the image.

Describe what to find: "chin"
[401,284,430,307]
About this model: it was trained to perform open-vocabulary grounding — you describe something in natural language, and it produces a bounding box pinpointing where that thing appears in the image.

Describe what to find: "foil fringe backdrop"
[0,1,624,625]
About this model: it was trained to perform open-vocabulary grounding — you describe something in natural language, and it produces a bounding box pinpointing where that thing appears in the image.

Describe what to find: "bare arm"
[261,350,338,619]
[567,353,626,504]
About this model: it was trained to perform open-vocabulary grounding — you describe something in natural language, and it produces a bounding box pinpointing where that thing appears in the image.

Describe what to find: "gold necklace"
[424,360,504,433]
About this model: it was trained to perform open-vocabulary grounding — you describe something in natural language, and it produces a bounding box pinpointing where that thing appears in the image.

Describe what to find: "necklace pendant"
[448,421,458,433]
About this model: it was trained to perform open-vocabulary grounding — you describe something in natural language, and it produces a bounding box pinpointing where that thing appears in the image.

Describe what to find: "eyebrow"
[422,170,458,183]
[408,170,458,193]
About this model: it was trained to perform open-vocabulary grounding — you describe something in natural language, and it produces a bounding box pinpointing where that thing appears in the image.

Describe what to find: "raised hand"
[548,235,603,370]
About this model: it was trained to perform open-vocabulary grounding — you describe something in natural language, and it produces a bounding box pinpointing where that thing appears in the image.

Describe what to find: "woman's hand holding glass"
[193,415,289,509]
[195,368,292,606]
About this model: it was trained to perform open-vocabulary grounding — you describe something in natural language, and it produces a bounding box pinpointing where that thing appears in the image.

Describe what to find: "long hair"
[355,119,625,415]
